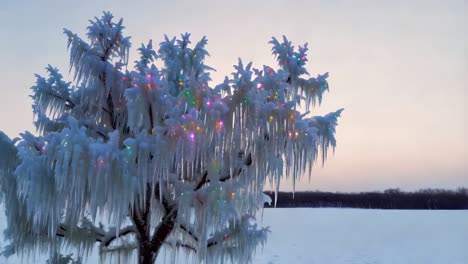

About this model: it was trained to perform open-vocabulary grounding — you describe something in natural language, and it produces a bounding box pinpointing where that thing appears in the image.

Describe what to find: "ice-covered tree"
[0,12,343,264]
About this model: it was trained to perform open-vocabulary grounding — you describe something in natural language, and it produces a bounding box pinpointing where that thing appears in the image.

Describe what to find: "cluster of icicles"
[0,12,342,264]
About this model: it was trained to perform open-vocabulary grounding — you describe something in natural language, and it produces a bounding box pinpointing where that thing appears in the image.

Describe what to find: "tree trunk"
[152,218,176,257]
[139,241,157,264]
[133,183,177,264]
[137,218,175,264]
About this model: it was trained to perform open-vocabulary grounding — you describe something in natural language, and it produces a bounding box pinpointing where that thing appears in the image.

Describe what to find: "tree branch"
[148,104,154,133]
[42,89,117,138]
[46,91,75,109]
[101,225,136,247]
[194,171,208,191]
[99,40,117,130]
[100,242,138,253]
[106,91,117,130]
[179,224,198,242]
[57,223,106,243]
[194,153,252,191]
[164,241,197,252]
[132,184,152,241]
[57,218,137,249]
[150,209,177,249]
[207,234,229,248]
[82,121,110,140]
[150,184,178,250]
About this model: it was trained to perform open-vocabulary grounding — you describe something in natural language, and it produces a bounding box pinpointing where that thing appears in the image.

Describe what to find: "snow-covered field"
[1,208,467,264]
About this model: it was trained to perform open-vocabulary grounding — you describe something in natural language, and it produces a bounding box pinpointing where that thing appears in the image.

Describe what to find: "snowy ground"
[1,208,467,264]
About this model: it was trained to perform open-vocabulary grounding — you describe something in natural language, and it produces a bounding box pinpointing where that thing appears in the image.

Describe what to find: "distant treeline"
[264,188,468,209]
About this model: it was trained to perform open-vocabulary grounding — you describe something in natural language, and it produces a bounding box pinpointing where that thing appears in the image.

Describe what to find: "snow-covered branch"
[164,240,197,252]
[58,221,137,250]
[100,242,138,253]
[179,224,199,242]
[100,225,137,247]
[194,152,252,191]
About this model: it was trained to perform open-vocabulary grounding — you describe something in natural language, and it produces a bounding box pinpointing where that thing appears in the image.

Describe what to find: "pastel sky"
[0,0,466,192]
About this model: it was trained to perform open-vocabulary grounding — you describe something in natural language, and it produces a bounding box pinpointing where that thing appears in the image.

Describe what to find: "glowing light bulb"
[125,146,132,155]
[267,67,274,77]
[215,121,223,132]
